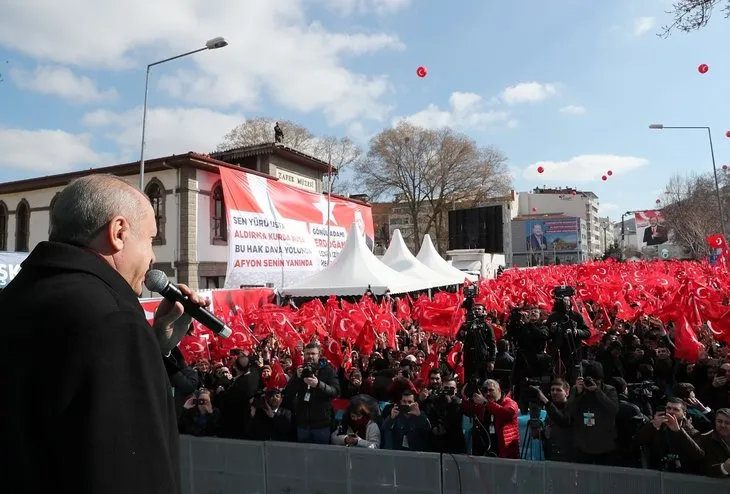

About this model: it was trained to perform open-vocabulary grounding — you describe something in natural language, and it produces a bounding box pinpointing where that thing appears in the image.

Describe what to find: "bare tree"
[215,117,361,195]
[661,172,727,258]
[660,0,730,36]
[354,121,511,252]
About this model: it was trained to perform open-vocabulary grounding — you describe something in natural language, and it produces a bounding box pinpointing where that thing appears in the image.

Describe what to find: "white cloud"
[83,107,245,159]
[9,65,117,103]
[501,82,558,105]
[0,0,405,125]
[559,104,586,115]
[0,128,101,173]
[599,203,620,215]
[324,0,412,15]
[633,16,655,36]
[393,92,511,130]
[522,154,649,182]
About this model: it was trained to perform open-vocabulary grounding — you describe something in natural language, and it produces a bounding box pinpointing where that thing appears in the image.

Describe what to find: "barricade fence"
[180,435,728,494]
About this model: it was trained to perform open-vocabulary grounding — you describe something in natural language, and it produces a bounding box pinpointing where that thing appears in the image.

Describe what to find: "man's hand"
[303,376,319,388]
[652,412,667,430]
[344,435,359,446]
[665,413,681,432]
[152,284,210,355]
[264,403,275,419]
[408,402,421,417]
[575,378,585,395]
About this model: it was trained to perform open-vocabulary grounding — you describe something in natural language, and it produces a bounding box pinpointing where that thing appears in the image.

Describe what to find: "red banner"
[219,167,374,289]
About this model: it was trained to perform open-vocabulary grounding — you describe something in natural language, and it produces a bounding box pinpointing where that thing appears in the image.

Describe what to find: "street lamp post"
[139,37,228,191]
[648,124,726,238]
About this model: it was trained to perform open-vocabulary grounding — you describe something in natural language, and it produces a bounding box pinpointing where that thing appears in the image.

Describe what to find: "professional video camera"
[627,380,660,402]
[552,285,575,299]
[463,284,479,299]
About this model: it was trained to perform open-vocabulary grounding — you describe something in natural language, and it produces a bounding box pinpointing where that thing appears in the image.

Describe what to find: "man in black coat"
[0,175,208,494]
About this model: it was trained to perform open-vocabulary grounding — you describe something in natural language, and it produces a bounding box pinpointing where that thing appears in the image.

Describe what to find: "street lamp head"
[206,37,228,50]
[648,124,664,130]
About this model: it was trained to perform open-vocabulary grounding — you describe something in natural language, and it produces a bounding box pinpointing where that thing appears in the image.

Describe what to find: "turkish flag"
[706,234,727,250]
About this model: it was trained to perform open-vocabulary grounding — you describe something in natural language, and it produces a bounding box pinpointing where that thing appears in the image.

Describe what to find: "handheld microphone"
[144,270,232,338]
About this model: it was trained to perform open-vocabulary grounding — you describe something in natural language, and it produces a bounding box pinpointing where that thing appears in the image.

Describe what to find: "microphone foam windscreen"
[144,269,168,293]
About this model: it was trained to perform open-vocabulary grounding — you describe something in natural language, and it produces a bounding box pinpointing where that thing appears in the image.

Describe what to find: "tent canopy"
[281,224,429,297]
[416,234,476,282]
[381,229,463,287]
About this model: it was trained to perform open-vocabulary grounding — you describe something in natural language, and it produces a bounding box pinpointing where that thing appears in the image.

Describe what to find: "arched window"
[0,201,8,251]
[211,183,227,243]
[15,200,30,252]
[145,180,166,245]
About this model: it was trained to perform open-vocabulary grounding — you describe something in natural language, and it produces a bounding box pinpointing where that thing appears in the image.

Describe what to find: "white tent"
[381,229,463,287]
[416,234,476,283]
[281,224,429,297]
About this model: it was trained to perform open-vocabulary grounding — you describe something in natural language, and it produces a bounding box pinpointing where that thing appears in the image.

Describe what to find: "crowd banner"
[634,210,679,259]
[219,167,375,290]
[0,252,29,288]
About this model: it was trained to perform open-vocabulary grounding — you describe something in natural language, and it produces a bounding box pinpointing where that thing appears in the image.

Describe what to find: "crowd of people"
[165,262,730,480]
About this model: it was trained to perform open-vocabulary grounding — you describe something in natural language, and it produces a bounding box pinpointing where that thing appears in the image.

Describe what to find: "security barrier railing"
[180,435,728,494]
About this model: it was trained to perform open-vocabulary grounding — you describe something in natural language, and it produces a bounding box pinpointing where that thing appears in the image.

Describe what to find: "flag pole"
[327,151,333,265]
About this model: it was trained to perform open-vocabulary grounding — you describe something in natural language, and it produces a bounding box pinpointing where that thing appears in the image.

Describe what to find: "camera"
[396,404,413,413]
[463,285,478,299]
[195,398,207,406]
[627,380,660,400]
[552,285,575,299]
[252,390,266,409]
[583,376,595,388]
[301,363,317,379]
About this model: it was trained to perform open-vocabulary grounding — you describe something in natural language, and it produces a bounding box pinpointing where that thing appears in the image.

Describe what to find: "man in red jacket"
[463,379,520,458]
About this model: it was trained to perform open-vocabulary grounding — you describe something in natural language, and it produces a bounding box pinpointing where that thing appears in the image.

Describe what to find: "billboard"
[219,167,375,289]
[0,252,28,288]
[524,218,579,252]
[634,210,674,256]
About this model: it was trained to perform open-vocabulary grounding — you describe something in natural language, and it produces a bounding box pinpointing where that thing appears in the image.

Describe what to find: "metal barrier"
[180,435,728,494]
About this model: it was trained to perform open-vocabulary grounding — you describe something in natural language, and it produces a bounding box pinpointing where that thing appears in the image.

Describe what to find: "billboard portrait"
[219,167,375,290]
[524,218,579,252]
[634,210,672,251]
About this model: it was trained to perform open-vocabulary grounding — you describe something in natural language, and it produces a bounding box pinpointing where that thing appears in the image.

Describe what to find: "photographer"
[508,306,552,410]
[457,299,497,388]
[245,388,294,442]
[285,343,340,445]
[631,398,702,474]
[383,389,431,452]
[179,388,223,437]
[422,377,465,454]
[565,361,620,465]
[532,379,573,462]
[546,288,590,383]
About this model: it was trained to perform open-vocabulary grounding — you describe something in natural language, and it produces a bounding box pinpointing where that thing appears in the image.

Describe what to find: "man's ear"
[106,215,129,252]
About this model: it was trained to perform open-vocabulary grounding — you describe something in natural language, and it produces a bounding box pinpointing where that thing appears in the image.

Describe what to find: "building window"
[203,276,223,289]
[0,201,7,251]
[15,200,30,252]
[211,183,227,244]
[145,180,166,245]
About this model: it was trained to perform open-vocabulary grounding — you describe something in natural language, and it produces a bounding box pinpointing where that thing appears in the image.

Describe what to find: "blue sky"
[1,0,728,221]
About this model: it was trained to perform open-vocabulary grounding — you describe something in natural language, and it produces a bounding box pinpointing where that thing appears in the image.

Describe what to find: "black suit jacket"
[643,225,668,246]
[0,242,181,494]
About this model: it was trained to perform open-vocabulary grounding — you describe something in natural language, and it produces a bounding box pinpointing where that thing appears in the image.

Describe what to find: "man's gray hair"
[49,174,147,246]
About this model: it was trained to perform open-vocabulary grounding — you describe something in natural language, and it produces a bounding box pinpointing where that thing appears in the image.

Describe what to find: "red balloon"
[655,199,661,204]
[607,170,613,176]
[571,190,576,195]
[723,165,729,171]
[726,131,730,138]
[531,207,537,212]
[601,175,607,181]
[416,66,427,78]
[698,63,709,74]
[537,166,544,174]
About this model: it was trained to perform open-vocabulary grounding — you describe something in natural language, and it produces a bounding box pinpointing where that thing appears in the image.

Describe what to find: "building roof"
[0,150,368,206]
[211,143,330,173]
[526,187,598,200]
[514,213,580,220]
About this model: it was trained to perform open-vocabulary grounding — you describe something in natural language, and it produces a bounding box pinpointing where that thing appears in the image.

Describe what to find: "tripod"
[520,405,544,460]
